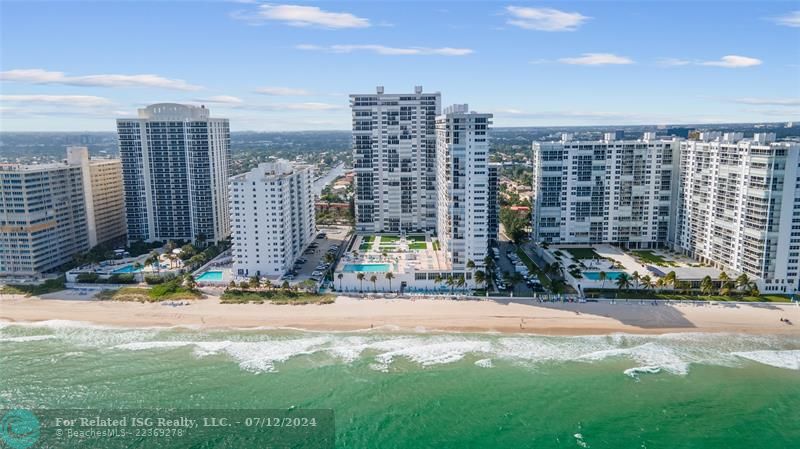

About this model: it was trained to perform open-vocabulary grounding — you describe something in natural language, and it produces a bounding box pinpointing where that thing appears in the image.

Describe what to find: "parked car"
[296,258,307,264]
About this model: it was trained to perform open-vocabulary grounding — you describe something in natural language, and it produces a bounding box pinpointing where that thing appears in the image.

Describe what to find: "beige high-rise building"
[67,147,127,247]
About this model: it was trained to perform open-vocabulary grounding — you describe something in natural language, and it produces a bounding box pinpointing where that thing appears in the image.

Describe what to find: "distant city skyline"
[1,1,798,132]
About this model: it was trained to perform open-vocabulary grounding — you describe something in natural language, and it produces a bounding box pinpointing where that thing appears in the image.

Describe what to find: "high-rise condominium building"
[350,86,441,233]
[66,147,126,247]
[531,133,679,247]
[435,104,493,269]
[674,133,800,293]
[0,163,88,276]
[487,162,500,249]
[117,103,230,244]
[230,161,316,277]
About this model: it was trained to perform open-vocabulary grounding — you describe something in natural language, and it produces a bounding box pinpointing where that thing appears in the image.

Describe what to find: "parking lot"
[287,225,351,285]
[495,241,544,296]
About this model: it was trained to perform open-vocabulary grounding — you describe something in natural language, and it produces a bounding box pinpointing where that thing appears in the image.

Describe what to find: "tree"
[466,260,476,271]
[299,279,317,293]
[483,255,495,274]
[665,271,677,288]
[370,275,378,292]
[631,271,640,289]
[499,208,530,244]
[262,279,272,291]
[700,275,714,295]
[445,275,455,294]
[598,271,608,289]
[165,240,176,253]
[385,272,395,292]
[640,274,651,289]
[249,276,260,289]
[456,275,466,292]
[718,271,731,295]
[615,273,631,290]
[655,277,665,292]
[228,280,237,289]
[195,232,207,248]
[183,274,196,290]
[736,273,750,291]
[748,282,759,297]
[133,262,143,271]
[357,273,365,292]
[474,270,486,291]
[337,273,344,291]
[434,274,443,291]
[510,272,524,297]
[281,280,291,290]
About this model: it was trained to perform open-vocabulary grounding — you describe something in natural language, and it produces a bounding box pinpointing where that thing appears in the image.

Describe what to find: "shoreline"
[2,294,800,336]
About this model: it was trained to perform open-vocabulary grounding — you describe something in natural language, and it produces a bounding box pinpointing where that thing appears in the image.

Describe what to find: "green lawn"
[409,242,427,250]
[221,289,335,305]
[632,250,678,267]
[96,286,201,302]
[584,289,792,302]
[359,243,372,251]
[362,236,375,243]
[408,235,426,242]
[1,277,66,296]
[565,247,601,260]
[379,235,400,243]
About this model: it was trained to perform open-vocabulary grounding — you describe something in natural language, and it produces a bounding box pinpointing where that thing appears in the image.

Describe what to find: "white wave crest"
[733,350,800,370]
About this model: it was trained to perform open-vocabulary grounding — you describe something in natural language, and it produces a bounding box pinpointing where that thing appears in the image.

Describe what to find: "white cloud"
[0,94,112,107]
[773,10,800,27]
[282,102,340,111]
[0,69,203,90]
[506,6,589,31]
[296,44,473,56]
[254,86,312,96]
[657,58,691,67]
[558,53,634,65]
[193,95,244,104]
[250,4,369,28]
[700,55,762,68]
[732,97,800,107]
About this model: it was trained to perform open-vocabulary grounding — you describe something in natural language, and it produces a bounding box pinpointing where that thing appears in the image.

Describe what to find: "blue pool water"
[583,271,626,280]
[343,263,391,273]
[112,265,140,274]
[196,271,224,282]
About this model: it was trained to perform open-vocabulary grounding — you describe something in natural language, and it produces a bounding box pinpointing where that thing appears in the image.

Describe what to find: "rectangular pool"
[112,265,140,274]
[343,263,391,273]
[583,271,626,280]
[196,271,224,282]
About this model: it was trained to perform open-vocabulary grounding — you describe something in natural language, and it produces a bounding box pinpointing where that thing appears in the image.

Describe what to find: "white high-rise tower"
[350,86,441,233]
[117,103,230,244]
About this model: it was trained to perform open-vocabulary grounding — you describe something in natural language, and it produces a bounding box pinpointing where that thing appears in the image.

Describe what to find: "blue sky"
[1,0,798,131]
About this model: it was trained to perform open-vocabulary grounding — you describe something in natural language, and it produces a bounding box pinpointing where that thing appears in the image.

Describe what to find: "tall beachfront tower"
[0,163,89,276]
[674,133,800,294]
[229,161,316,278]
[350,86,441,233]
[117,103,230,244]
[435,104,493,270]
[531,133,680,248]
[66,146,127,247]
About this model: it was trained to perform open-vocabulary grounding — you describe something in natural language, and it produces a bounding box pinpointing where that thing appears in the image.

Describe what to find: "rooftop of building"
[230,160,313,183]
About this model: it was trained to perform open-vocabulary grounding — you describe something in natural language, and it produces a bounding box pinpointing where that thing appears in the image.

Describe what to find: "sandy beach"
[2,293,799,335]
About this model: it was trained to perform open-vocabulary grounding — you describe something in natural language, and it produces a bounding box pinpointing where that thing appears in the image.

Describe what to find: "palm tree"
[183,274,196,290]
[483,255,495,274]
[736,273,750,292]
[700,275,714,295]
[249,276,260,289]
[631,271,640,289]
[615,273,631,290]
[262,279,272,291]
[466,259,476,271]
[434,274,443,291]
[655,277,665,292]
[598,271,608,289]
[281,280,290,290]
[385,272,395,292]
[456,276,466,292]
[228,280,236,289]
[747,281,760,297]
[474,270,486,292]
[356,272,365,292]
[337,273,344,291]
[370,275,377,292]
[718,271,731,295]
[665,271,677,289]
[133,262,143,272]
[445,275,455,294]
[640,274,652,290]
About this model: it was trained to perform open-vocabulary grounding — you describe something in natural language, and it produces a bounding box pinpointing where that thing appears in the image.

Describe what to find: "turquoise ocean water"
[1,321,799,448]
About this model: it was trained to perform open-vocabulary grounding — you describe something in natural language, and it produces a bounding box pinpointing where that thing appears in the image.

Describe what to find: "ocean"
[1,321,799,448]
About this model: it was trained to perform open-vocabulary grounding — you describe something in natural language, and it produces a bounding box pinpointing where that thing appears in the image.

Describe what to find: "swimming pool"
[196,271,224,282]
[583,271,626,280]
[343,263,391,273]
[112,265,140,274]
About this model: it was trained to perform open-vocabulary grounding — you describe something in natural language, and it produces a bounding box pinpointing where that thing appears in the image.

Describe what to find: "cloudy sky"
[1,1,798,131]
